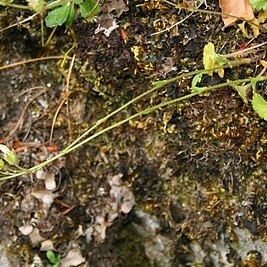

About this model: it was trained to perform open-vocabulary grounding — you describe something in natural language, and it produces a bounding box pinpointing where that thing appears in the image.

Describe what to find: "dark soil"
[0,0,267,266]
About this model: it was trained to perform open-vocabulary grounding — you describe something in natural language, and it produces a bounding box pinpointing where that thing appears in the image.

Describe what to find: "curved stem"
[0,56,72,71]
[1,76,265,180]
[64,59,250,152]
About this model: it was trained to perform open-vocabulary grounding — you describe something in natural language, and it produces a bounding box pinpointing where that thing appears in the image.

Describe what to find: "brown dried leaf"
[219,0,254,27]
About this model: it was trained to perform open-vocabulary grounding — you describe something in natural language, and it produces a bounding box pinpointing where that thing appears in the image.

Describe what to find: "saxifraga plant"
[0,54,266,180]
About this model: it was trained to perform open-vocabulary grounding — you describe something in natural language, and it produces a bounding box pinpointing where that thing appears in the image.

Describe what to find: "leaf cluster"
[199,42,267,121]
[45,0,100,27]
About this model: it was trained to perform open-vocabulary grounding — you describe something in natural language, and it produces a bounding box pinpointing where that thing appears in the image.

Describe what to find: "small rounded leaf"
[45,4,71,28]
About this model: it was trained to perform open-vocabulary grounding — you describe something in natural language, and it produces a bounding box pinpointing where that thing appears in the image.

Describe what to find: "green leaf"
[191,73,204,93]
[46,251,59,265]
[216,54,229,66]
[45,4,71,28]
[250,0,267,10]
[0,145,18,166]
[203,42,216,74]
[65,4,76,27]
[252,93,267,120]
[203,42,228,78]
[191,73,202,88]
[79,0,100,19]
[74,0,83,4]
[233,84,249,104]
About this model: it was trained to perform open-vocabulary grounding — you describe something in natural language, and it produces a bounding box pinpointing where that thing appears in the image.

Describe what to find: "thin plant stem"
[49,55,75,143]
[43,0,71,10]
[223,42,267,58]
[1,76,266,180]
[44,26,58,47]
[0,56,72,71]
[64,59,251,152]
[0,1,33,10]
[0,13,38,33]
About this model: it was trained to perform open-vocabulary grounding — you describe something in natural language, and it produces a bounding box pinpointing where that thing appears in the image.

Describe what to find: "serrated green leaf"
[0,144,18,166]
[79,0,100,19]
[45,4,71,27]
[250,0,267,10]
[65,4,76,27]
[252,93,267,120]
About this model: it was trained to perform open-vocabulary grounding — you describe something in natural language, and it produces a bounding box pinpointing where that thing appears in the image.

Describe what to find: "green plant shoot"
[46,250,60,267]
[203,42,229,78]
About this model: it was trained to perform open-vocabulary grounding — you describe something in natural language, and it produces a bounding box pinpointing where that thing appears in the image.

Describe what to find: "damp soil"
[0,0,267,266]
